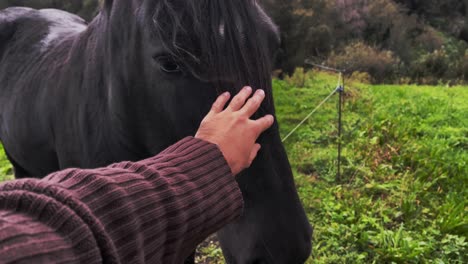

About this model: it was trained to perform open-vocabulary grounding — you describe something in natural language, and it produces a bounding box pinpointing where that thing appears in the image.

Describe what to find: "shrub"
[327,42,399,83]
[454,50,468,82]
[415,27,445,53]
[410,49,450,84]
[350,71,372,84]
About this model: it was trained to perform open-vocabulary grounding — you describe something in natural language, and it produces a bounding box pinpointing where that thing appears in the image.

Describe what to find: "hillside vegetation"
[262,0,468,84]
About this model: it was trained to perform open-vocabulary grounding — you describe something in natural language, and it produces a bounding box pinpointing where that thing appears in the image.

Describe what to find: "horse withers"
[0,0,312,263]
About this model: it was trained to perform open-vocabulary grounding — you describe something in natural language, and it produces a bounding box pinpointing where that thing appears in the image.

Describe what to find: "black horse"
[0,0,312,263]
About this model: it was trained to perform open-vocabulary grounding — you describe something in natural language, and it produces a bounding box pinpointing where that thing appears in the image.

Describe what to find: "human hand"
[195,87,274,176]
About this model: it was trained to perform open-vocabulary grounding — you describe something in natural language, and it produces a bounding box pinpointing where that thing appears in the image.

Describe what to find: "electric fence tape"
[282,73,344,143]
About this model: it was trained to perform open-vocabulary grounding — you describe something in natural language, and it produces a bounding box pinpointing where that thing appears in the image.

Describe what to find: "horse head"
[96,0,312,262]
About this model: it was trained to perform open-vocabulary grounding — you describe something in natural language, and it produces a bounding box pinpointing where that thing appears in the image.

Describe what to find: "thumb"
[248,144,261,166]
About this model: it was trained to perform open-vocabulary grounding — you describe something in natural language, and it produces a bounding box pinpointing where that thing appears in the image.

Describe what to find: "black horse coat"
[0,2,312,263]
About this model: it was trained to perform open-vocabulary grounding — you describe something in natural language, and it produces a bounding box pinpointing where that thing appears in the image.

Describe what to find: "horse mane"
[151,0,274,94]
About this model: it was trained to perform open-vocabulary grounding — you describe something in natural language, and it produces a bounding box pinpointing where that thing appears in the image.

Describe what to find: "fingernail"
[244,86,252,92]
[257,89,265,97]
[268,115,275,124]
[223,92,230,97]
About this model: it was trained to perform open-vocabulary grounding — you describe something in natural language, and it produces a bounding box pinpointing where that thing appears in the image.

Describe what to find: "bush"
[415,27,445,53]
[410,49,450,84]
[327,42,399,83]
[350,71,372,84]
[454,50,468,82]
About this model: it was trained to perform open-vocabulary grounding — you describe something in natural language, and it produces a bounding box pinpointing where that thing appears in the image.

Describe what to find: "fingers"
[210,92,231,114]
[241,89,265,117]
[248,144,261,166]
[252,115,275,136]
[228,86,253,111]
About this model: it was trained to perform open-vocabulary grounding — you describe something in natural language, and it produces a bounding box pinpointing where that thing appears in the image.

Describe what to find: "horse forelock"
[150,0,275,95]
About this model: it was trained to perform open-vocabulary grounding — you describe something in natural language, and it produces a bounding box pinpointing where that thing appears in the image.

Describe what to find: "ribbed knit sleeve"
[0,137,243,264]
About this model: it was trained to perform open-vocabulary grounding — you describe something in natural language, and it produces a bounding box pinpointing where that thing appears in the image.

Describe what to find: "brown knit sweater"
[0,137,243,264]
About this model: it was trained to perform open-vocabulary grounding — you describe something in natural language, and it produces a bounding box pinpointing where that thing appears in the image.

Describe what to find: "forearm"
[0,137,243,263]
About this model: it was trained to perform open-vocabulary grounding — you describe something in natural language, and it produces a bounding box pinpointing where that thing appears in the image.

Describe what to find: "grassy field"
[1,72,467,263]
[276,71,467,263]
[0,145,13,182]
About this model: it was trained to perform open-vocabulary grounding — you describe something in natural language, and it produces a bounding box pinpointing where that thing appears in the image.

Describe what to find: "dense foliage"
[261,0,468,84]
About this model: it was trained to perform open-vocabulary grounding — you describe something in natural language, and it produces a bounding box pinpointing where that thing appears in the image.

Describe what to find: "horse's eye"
[156,56,182,74]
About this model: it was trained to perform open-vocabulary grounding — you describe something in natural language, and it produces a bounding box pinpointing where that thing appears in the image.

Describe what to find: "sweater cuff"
[141,136,243,214]
[137,137,244,256]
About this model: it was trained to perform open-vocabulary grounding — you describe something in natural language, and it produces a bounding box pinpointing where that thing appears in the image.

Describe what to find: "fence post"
[336,74,344,182]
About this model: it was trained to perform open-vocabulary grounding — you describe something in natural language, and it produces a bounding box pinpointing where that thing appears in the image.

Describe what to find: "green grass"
[277,71,467,263]
[1,71,467,263]
[0,145,13,182]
